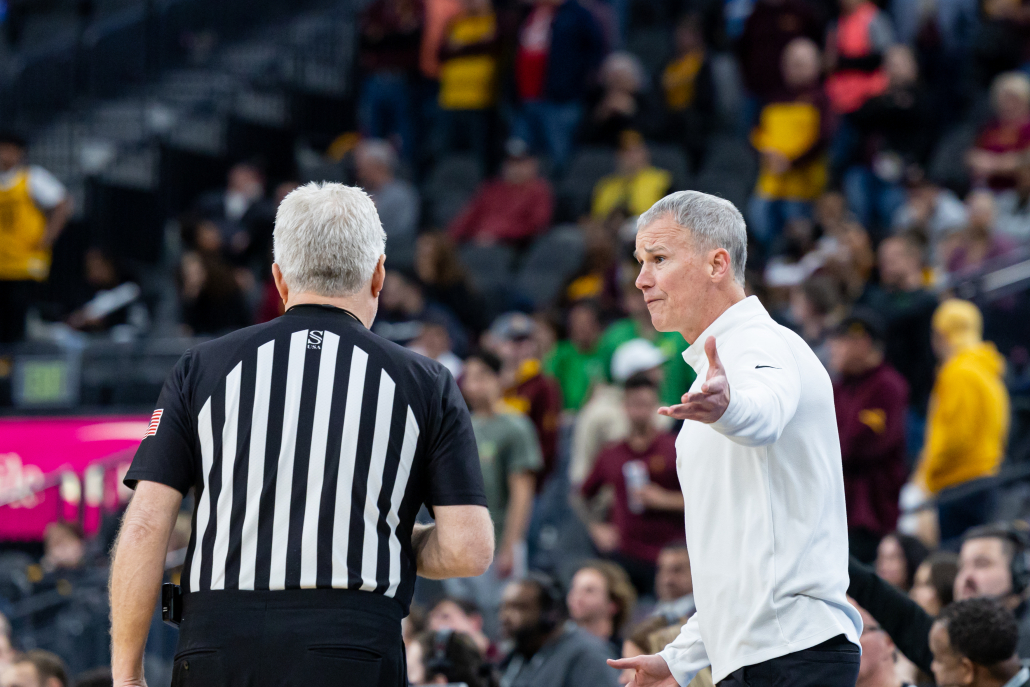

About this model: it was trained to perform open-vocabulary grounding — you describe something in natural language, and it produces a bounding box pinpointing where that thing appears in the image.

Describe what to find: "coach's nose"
[635,263,654,291]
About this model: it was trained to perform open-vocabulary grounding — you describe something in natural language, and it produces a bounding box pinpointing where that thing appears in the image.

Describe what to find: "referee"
[109,183,494,687]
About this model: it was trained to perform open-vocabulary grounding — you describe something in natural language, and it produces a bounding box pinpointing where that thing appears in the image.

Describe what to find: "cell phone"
[162,583,183,627]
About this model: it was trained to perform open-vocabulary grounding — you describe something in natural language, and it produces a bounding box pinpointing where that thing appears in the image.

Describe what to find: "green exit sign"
[13,356,80,407]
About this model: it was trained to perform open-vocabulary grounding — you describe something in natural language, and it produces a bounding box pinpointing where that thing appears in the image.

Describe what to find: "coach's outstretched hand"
[658,336,729,423]
[607,654,679,687]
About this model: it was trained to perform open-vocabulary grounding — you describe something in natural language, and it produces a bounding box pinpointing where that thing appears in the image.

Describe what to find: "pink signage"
[0,416,149,541]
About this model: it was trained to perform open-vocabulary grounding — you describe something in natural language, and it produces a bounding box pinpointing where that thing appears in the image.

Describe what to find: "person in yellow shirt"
[591,131,672,222]
[918,299,1010,543]
[0,132,71,343]
[747,38,830,250]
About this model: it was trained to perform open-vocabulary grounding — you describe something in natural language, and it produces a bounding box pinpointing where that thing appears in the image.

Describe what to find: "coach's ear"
[370,254,386,298]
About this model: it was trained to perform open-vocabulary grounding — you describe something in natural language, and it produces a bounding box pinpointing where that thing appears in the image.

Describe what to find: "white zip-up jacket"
[658,296,862,684]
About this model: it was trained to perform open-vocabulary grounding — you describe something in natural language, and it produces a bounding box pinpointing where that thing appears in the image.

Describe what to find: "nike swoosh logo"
[755,365,780,369]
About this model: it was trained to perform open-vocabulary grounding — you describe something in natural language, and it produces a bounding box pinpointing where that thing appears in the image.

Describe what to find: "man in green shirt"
[595,284,696,407]
[450,349,541,634]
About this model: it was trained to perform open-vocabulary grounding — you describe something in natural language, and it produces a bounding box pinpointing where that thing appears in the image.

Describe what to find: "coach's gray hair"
[637,190,748,285]
[273,182,386,297]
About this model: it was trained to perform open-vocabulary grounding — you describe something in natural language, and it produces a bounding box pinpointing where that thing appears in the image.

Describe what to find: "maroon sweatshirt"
[833,362,910,537]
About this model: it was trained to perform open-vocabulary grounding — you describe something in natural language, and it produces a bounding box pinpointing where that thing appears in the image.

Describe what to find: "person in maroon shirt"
[577,373,685,596]
[828,309,910,565]
[447,139,554,247]
[494,312,563,485]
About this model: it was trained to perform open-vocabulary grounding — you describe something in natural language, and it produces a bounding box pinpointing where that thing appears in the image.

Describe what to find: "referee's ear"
[272,263,289,305]
[370,254,386,299]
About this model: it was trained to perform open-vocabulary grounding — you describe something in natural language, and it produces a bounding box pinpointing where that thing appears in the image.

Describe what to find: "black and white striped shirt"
[125,304,487,611]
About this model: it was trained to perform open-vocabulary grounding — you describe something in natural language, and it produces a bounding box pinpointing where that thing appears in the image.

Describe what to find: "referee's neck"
[284,292,376,329]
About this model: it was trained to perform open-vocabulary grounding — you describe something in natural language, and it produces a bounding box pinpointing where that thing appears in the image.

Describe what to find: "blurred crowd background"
[1,0,1030,684]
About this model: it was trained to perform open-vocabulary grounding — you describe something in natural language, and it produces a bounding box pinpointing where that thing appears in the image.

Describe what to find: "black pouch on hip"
[162,583,183,627]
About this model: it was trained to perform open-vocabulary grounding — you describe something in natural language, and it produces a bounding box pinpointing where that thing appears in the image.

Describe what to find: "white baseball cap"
[611,338,668,383]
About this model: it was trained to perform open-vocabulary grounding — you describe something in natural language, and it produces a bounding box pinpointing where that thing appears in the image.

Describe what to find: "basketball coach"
[109,183,494,687]
[609,191,862,687]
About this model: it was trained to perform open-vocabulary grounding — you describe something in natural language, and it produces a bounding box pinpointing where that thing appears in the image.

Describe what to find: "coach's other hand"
[607,654,679,687]
[658,336,729,423]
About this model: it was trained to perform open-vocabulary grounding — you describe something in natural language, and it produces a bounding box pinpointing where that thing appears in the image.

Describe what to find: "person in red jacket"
[828,309,910,565]
[448,139,554,247]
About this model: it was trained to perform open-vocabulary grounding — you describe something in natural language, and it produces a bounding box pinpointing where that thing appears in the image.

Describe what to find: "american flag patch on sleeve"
[144,409,163,438]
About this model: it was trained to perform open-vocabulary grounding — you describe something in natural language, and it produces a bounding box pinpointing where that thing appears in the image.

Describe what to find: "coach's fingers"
[658,403,709,420]
[607,657,644,670]
[704,336,723,373]
[700,374,728,395]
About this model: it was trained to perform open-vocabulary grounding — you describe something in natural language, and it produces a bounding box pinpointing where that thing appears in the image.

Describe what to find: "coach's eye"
[654,255,666,264]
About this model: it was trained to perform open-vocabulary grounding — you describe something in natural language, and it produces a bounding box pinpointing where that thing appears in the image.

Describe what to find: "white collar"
[681,296,769,373]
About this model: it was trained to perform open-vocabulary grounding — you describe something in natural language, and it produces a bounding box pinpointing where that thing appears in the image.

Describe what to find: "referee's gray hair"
[273,182,386,297]
[638,190,748,285]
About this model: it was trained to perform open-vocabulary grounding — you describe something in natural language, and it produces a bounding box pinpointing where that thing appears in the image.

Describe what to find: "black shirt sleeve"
[422,367,488,509]
[124,351,198,495]
[848,556,935,673]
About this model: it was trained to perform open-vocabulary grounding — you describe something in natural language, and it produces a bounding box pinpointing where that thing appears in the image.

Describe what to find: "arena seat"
[514,225,587,308]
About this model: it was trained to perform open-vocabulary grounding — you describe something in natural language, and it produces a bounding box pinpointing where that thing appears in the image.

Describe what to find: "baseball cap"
[611,338,668,383]
[831,308,887,343]
[489,312,536,341]
[505,138,532,160]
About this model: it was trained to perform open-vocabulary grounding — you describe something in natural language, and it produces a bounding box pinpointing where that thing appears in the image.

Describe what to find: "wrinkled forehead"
[634,215,696,258]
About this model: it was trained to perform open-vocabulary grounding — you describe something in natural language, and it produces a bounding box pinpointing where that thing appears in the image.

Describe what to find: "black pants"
[0,280,36,344]
[718,635,860,687]
[173,589,407,687]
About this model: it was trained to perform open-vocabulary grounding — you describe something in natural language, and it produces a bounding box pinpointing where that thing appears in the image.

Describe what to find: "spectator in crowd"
[824,0,894,115]
[452,349,540,630]
[659,15,715,171]
[577,374,685,595]
[748,38,831,248]
[828,310,910,563]
[194,160,275,267]
[891,170,969,257]
[427,597,497,661]
[875,533,929,592]
[177,217,252,336]
[918,300,1010,542]
[357,0,423,160]
[946,191,1018,275]
[40,522,85,574]
[512,0,606,171]
[910,551,959,616]
[969,0,1028,94]
[65,248,142,333]
[994,162,1030,244]
[447,139,554,248]
[849,600,911,687]
[491,312,562,482]
[953,526,1030,642]
[652,545,695,622]
[581,52,660,147]
[414,630,492,687]
[592,131,671,222]
[735,0,822,107]
[373,269,467,352]
[408,312,463,377]
[0,130,71,343]
[930,598,1027,687]
[595,280,695,408]
[870,233,937,437]
[355,139,420,269]
[967,72,1030,190]
[848,523,1030,671]
[419,0,461,81]
[844,46,934,235]
[789,273,847,369]
[567,561,637,653]
[414,232,488,335]
[545,299,606,411]
[570,338,674,485]
[434,0,500,169]
[0,650,68,687]
[498,576,618,687]
[0,615,13,674]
